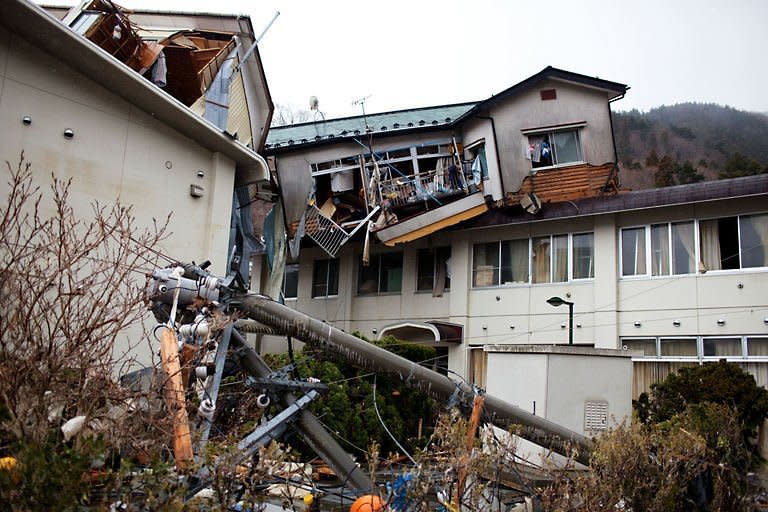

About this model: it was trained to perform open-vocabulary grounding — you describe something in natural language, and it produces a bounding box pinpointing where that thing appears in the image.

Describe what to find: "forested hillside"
[613,103,768,189]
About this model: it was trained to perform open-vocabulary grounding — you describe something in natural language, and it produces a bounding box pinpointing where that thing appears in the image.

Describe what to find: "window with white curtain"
[472,232,592,287]
[622,221,696,277]
[625,336,768,360]
[699,214,768,271]
[572,233,594,279]
[621,227,646,276]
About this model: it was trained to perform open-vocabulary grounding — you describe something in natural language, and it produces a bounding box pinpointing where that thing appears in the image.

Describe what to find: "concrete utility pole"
[235,293,592,465]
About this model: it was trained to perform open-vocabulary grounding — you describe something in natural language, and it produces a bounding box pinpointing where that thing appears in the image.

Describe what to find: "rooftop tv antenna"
[352,95,371,129]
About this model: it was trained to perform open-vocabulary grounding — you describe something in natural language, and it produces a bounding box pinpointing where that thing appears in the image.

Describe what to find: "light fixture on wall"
[22,116,31,125]
[717,319,726,326]
[63,128,74,139]
[189,184,205,198]
[372,328,377,335]
[673,320,681,327]
[634,321,642,328]
[547,296,574,345]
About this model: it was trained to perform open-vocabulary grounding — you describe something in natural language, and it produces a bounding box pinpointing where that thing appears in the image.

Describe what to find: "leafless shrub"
[0,154,175,505]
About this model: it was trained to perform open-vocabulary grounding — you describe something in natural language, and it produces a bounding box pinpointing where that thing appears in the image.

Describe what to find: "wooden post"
[454,394,485,510]
[160,327,194,468]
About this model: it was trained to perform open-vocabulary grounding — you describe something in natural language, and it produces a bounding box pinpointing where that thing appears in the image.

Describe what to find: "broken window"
[358,253,403,295]
[417,247,451,294]
[525,128,583,169]
[311,156,369,228]
[465,141,488,187]
[312,259,339,298]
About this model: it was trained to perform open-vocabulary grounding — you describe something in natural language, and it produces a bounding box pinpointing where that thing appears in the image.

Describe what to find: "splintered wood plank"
[160,327,194,468]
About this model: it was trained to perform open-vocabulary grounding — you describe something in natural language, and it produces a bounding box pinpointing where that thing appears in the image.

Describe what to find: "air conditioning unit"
[520,192,541,214]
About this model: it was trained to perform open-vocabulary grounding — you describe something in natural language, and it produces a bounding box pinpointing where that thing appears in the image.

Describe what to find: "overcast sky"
[49,0,768,119]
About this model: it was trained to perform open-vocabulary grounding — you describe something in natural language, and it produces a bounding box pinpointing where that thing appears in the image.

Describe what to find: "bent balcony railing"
[378,166,476,209]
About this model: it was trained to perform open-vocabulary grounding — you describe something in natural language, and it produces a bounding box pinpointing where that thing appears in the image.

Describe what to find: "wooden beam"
[160,327,194,468]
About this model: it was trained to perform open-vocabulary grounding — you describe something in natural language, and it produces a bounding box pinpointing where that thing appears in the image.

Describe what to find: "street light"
[547,296,574,345]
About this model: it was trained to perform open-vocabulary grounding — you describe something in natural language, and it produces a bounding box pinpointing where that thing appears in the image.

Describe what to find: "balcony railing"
[378,165,476,209]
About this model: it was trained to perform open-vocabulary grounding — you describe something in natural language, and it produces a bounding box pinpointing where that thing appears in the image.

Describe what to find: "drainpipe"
[475,115,506,195]
[607,94,626,188]
[235,292,593,465]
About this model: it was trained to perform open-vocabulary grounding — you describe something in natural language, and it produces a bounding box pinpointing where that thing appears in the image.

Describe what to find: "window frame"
[523,125,585,170]
[311,258,340,298]
[623,335,768,362]
[621,213,768,279]
[471,231,594,288]
[282,263,299,300]
[357,252,403,296]
[416,247,451,293]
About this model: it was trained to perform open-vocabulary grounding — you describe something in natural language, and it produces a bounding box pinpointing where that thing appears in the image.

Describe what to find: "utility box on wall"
[483,345,634,437]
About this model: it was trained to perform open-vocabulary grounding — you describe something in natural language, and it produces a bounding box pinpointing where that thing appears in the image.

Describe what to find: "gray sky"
[50,0,768,118]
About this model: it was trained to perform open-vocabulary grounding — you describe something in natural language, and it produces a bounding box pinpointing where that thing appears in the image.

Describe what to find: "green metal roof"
[265,102,477,150]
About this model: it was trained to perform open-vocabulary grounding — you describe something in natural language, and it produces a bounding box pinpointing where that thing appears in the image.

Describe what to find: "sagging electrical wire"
[372,374,417,467]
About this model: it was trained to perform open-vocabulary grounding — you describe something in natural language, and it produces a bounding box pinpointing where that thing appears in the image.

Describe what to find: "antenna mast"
[352,95,371,129]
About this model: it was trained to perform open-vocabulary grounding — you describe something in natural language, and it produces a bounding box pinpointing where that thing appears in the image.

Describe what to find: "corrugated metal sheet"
[227,60,253,147]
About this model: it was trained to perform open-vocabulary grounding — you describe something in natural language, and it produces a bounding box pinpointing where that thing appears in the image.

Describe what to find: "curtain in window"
[624,339,657,357]
[703,338,742,357]
[651,224,669,276]
[473,243,499,287]
[748,338,768,356]
[660,338,697,357]
[699,219,721,271]
[740,214,768,268]
[572,233,594,279]
[622,228,646,276]
[672,222,695,275]
[553,235,569,282]
[552,130,582,164]
[532,237,551,283]
[501,239,529,284]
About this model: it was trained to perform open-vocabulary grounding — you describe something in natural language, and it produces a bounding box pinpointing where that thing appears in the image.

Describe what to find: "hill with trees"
[613,103,768,189]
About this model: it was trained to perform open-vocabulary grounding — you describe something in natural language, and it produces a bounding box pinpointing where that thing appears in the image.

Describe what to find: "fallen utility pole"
[233,293,593,465]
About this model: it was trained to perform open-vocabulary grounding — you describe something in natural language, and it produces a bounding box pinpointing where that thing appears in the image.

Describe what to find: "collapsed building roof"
[1,0,271,186]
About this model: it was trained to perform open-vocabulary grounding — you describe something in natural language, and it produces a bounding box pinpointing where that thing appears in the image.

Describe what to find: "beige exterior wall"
[486,79,617,192]
[273,195,768,383]
[0,26,237,366]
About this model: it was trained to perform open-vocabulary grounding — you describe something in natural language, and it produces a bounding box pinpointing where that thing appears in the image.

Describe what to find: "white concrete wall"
[0,27,237,366]
[485,349,632,433]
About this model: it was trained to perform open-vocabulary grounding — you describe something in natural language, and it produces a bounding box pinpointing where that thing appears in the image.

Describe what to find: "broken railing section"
[303,204,379,258]
[146,264,375,493]
[147,262,593,476]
